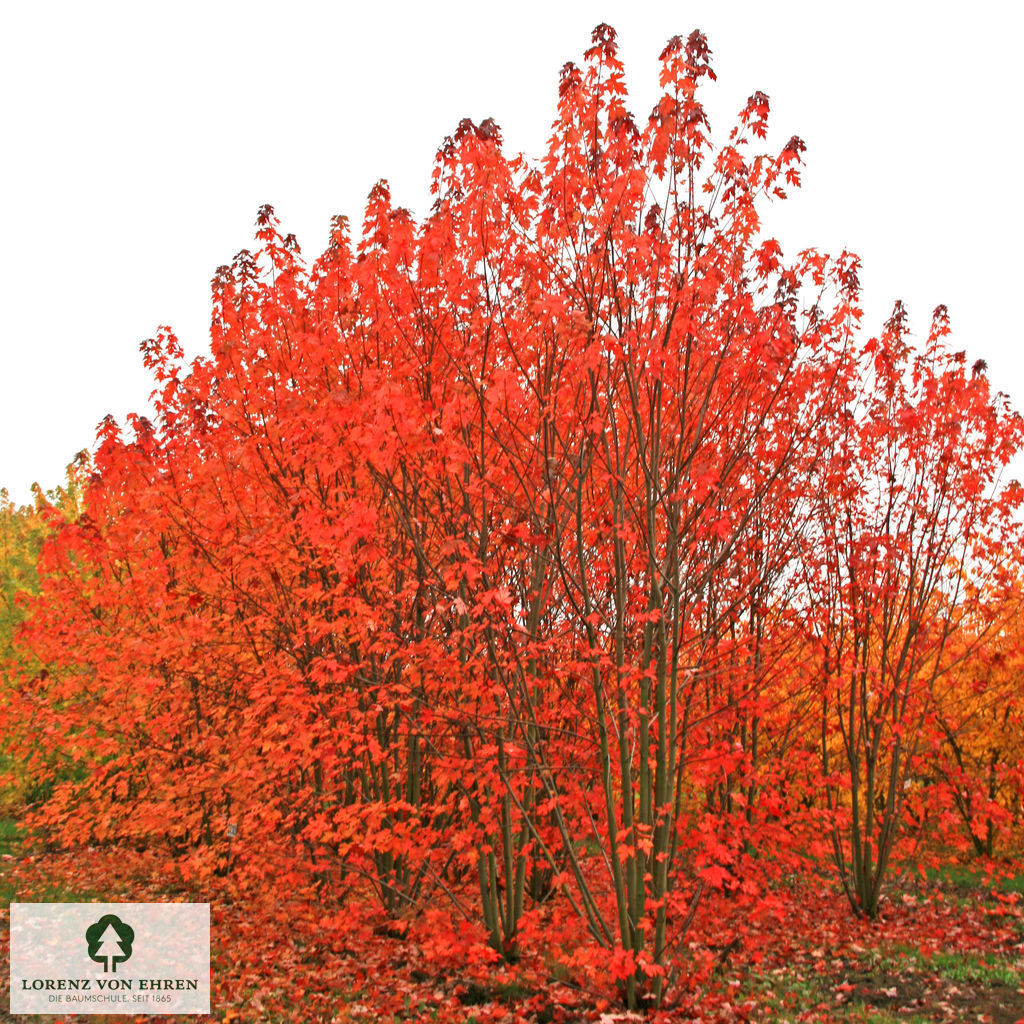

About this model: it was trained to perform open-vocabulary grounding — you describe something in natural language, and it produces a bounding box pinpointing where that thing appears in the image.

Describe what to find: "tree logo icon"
[85,914,135,972]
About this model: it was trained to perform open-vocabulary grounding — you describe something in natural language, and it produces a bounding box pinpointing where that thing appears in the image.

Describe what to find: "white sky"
[2,1,1021,504]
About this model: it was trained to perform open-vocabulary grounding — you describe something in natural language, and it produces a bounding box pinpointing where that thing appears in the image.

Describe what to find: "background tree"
[808,302,1023,917]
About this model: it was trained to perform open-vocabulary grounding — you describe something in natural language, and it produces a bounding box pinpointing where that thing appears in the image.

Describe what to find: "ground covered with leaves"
[2,820,1022,1024]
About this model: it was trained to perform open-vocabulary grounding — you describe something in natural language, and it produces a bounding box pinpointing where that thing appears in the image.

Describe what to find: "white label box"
[10,902,210,1015]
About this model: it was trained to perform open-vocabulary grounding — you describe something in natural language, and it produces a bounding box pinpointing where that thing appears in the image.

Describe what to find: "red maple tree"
[4,24,1022,1014]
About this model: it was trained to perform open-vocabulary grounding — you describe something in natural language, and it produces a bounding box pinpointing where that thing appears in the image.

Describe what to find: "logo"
[11,902,210,1014]
[85,914,135,973]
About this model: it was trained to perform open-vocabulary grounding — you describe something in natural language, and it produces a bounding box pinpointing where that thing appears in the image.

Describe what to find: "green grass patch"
[736,966,933,1022]
[735,918,1024,1024]
[0,815,22,852]
[923,859,1024,894]
[0,816,104,905]
[0,815,23,904]
[882,943,1021,988]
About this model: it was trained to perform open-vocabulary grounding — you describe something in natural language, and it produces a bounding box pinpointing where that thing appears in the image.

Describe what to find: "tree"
[807,303,1023,916]
[7,22,1022,1013]
[927,587,1024,858]
[0,457,87,808]
[0,458,86,672]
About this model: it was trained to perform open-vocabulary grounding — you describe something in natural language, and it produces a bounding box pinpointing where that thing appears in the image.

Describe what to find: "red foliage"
[3,23,1023,1016]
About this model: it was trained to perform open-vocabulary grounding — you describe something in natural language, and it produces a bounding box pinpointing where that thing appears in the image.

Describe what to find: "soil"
[839,962,1024,1024]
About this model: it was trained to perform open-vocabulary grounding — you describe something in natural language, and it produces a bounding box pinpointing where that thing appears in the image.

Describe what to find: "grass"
[0,815,21,851]
[922,858,1024,894]
[737,939,1020,1023]
[0,816,23,904]
[732,856,1024,1024]
[0,815,105,905]
[736,968,934,1023]
[877,944,1021,988]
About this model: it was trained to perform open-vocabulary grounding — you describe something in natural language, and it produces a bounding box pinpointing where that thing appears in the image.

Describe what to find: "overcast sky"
[2,1,1021,503]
